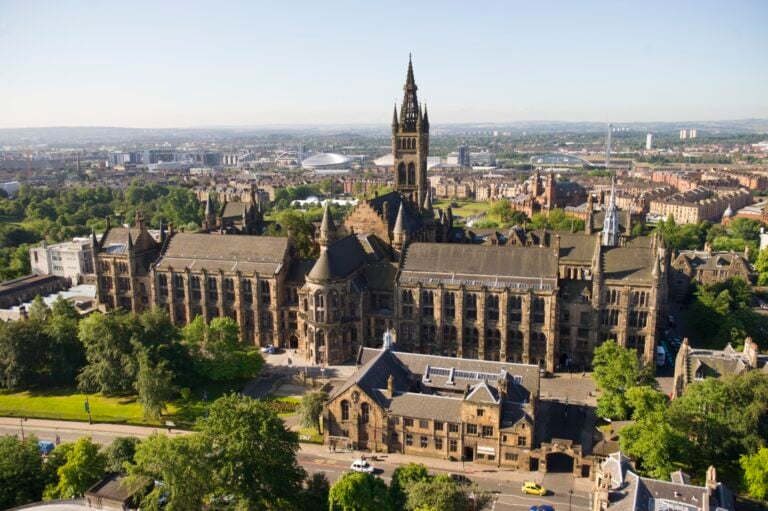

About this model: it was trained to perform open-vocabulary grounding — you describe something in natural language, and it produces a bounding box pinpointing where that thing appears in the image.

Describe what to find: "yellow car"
[522,481,547,496]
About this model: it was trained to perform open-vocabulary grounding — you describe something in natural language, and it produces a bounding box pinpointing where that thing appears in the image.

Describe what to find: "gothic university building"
[93,58,668,373]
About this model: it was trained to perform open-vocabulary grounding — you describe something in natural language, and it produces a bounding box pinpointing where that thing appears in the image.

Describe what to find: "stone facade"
[669,248,754,300]
[324,346,541,469]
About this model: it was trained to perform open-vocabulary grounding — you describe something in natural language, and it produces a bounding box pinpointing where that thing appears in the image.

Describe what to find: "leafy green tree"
[0,435,45,509]
[620,411,691,479]
[300,390,329,434]
[390,462,430,510]
[740,447,768,500]
[0,317,50,389]
[328,472,393,511]
[592,340,651,420]
[299,472,331,511]
[43,442,74,489]
[77,310,137,394]
[125,434,211,511]
[46,297,85,385]
[197,393,306,509]
[182,316,263,381]
[625,386,668,420]
[102,436,140,473]
[266,209,318,258]
[404,474,493,511]
[48,437,106,499]
[755,248,768,285]
[134,349,175,420]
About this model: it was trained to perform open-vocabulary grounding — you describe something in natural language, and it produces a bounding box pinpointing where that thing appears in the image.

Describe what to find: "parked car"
[450,473,471,486]
[529,505,555,511]
[350,459,375,473]
[522,481,547,496]
[38,440,55,455]
[260,344,274,353]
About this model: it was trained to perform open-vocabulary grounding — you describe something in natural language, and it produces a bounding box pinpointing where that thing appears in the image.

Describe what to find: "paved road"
[2,420,592,511]
[299,452,592,511]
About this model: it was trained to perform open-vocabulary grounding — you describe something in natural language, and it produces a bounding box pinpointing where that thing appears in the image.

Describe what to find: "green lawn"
[0,389,166,426]
[433,199,492,219]
[0,382,300,429]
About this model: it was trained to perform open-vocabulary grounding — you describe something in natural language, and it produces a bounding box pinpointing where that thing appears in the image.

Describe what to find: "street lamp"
[569,489,574,511]
[19,417,26,441]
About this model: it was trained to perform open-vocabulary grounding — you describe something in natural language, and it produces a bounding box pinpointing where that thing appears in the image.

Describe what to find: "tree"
[299,472,331,511]
[182,316,263,381]
[404,474,493,511]
[300,390,328,434]
[49,436,106,499]
[102,436,140,473]
[625,386,668,420]
[740,447,768,501]
[390,462,430,510]
[0,435,45,509]
[757,248,768,285]
[197,393,306,509]
[592,340,649,420]
[0,317,50,389]
[46,297,85,385]
[135,349,175,420]
[77,310,137,394]
[328,472,393,511]
[125,434,211,511]
[620,411,691,479]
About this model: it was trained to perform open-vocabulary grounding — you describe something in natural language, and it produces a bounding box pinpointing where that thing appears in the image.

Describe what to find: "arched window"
[401,290,414,318]
[506,330,524,363]
[398,163,406,185]
[487,295,499,321]
[463,327,479,359]
[485,329,501,361]
[328,290,338,321]
[442,326,457,357]
[421,290,434,318]
[444,292,456,319]
[508,295,522,322]
[465,293,477,321]
[314,291,325,323]
[407,162,416,184]
[360,403,370,424]
[341,400,350,421]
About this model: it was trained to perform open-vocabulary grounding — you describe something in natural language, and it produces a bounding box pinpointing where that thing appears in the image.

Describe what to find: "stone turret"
[319,203,336,249]
[392,202,408,253]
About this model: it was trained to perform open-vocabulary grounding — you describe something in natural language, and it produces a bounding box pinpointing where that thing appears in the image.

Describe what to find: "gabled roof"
[154,233,288,274]
[465,381,499,404]
[399,243,558,289]
[368,191,424,234]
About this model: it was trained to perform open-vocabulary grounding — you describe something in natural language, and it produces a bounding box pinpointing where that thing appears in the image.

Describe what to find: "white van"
[656,346,666,366]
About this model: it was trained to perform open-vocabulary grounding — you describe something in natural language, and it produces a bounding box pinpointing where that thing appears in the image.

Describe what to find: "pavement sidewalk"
[297,441,593,492]
[0,417,188,438]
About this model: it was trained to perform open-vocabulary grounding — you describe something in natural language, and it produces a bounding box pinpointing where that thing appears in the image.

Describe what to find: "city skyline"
[1,0,767,129]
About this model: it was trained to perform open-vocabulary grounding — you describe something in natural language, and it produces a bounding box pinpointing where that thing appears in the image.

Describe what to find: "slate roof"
[367,191,424,233]
[399,243,558,290]
[674,250,753,274]
[598,452,735,511]
[385,392,463,422]
[358,348,540,401]
[602,246,656,283]
[100,227,140,254]
[308,235,369,282]
[329,348,412,406]
[154,233,288,274]
[557,232,599,263]
[221,201,248,220]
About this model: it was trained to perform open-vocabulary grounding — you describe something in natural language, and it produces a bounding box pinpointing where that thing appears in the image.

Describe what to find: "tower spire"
[601,173,620,247]
[400,55,419,130]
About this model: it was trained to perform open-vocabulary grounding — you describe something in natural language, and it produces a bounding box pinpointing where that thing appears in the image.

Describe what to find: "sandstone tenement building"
[93,58,667,372]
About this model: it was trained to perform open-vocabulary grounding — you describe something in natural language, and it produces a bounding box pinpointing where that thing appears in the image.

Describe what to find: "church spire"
[400,54,419,131]
[601,173,620,247]
[422,104,429,132]
[319,202,336,249]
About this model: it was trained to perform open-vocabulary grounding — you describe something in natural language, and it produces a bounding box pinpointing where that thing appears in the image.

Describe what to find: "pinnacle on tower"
[422,104,429,132]
[319,203,336,248]
[393,202,406,236]
[422,189,433,213]
[400,55,420,131]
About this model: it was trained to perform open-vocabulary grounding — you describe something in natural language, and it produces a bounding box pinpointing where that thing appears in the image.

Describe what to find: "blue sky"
[1,0,766,128]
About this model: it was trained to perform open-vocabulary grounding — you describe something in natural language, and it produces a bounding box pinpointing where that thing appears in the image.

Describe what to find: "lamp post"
[19,418,25,441]
[569,489,574,511]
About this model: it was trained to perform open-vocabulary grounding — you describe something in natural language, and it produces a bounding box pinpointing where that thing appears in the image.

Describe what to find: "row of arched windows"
[397,162,416,185]
[401,290,547,324]
[340,400,370,423]
[403,324,544,362]
[397,137,417,150]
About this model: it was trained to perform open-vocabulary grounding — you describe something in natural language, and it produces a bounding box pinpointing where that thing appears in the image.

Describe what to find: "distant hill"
[1,119,766,145]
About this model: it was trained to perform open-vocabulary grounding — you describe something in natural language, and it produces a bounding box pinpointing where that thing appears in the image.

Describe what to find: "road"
[1,420,592,511]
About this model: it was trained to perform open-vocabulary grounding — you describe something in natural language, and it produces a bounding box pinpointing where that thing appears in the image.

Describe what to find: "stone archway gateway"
[546,452,575,473]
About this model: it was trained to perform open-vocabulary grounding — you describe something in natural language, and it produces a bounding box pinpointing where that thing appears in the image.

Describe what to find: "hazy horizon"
[1,0,767,129]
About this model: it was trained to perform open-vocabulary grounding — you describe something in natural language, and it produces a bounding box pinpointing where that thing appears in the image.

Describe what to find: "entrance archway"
[289,335,299,349]
[463,446,474,462]
[546,452,574,473]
